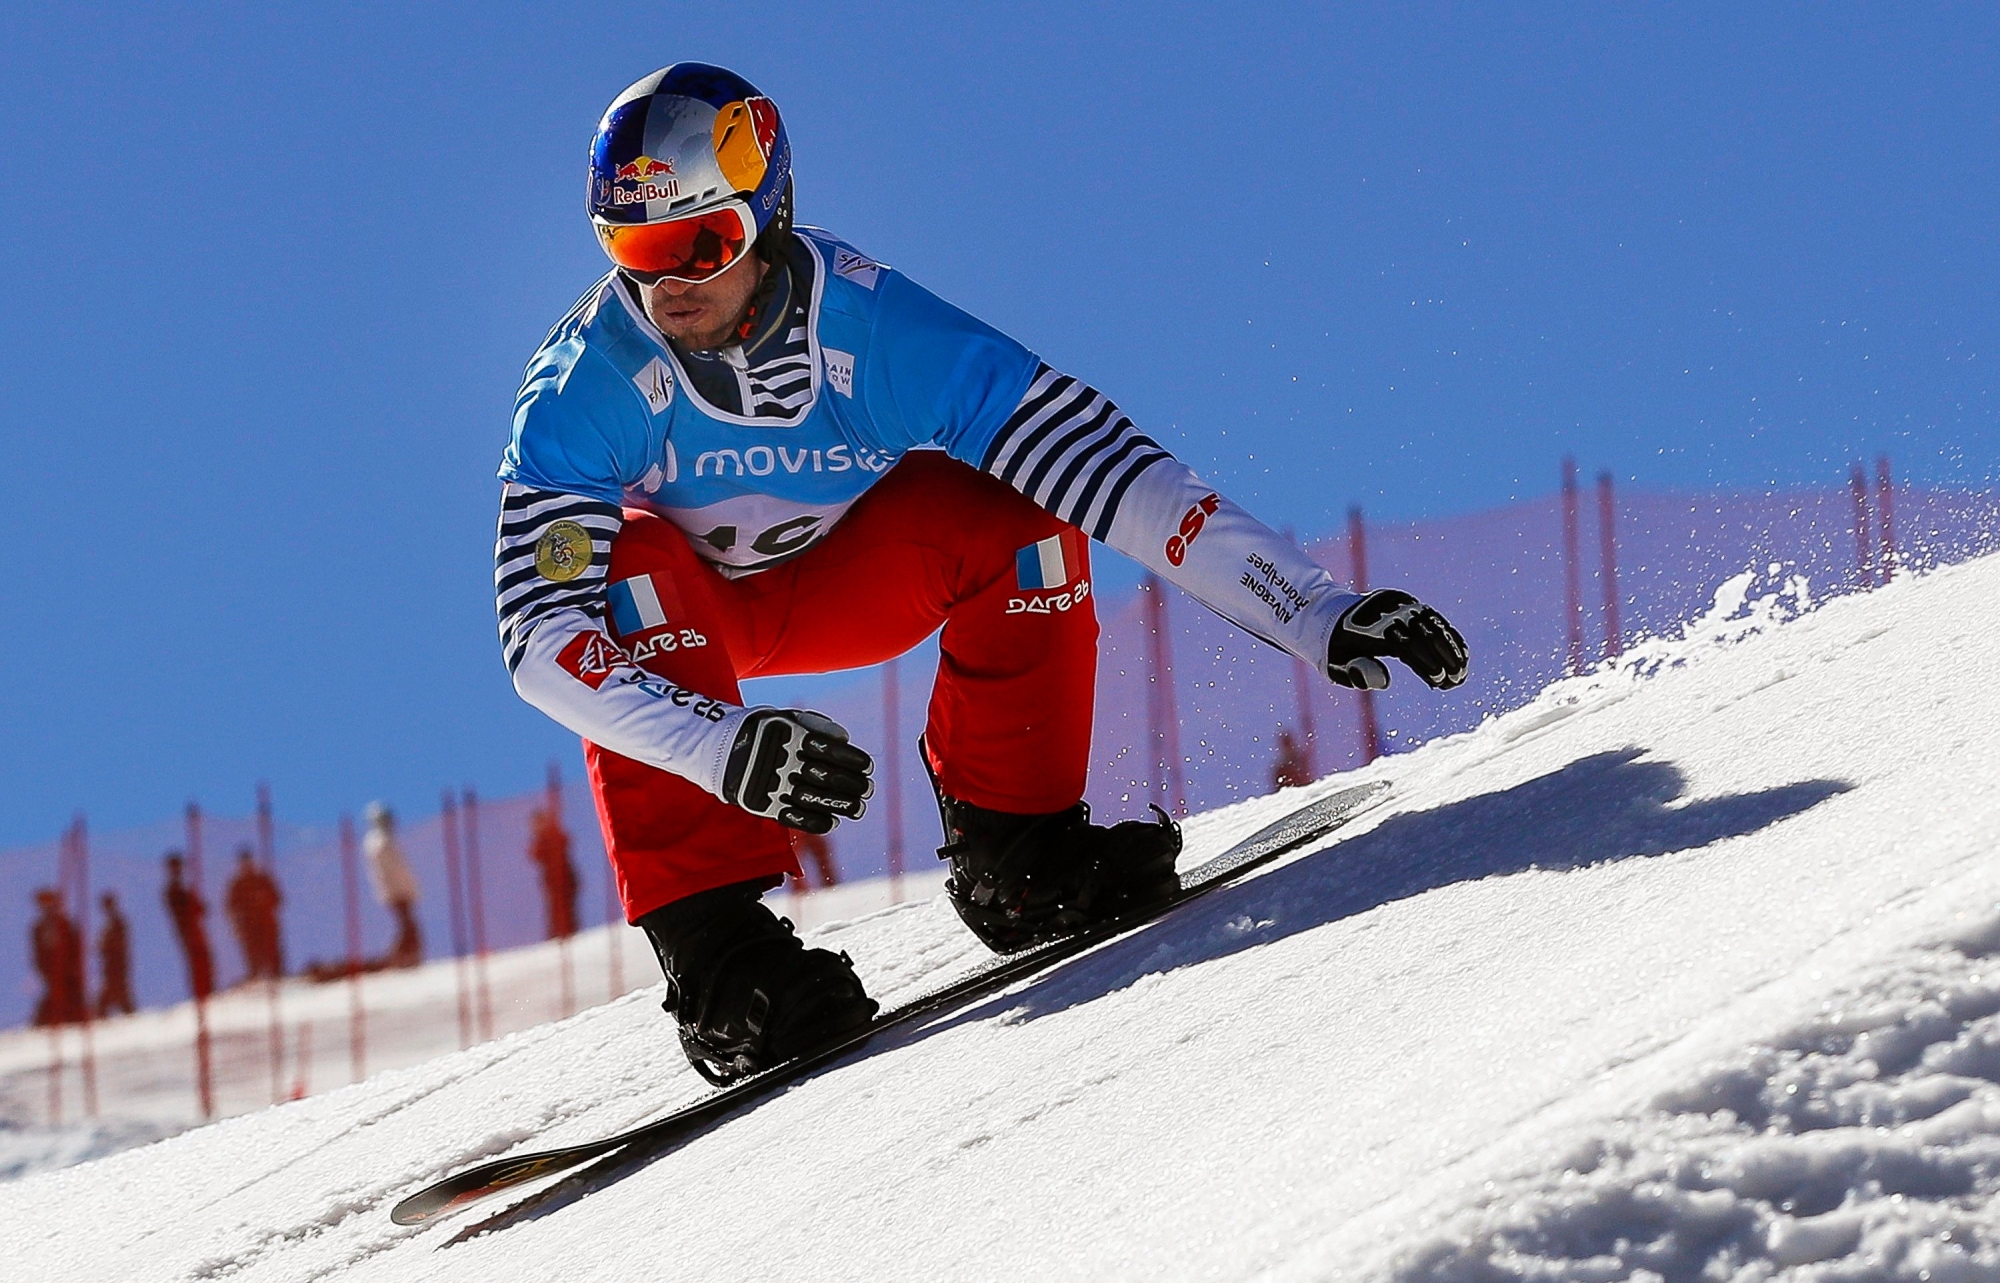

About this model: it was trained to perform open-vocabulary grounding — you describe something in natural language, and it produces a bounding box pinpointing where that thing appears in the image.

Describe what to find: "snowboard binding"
[922,738,1183,953]
[639,880,878,1086]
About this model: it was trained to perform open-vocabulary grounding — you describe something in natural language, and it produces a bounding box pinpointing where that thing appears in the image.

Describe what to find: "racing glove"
[721,709,874,834]
[1325,590,1470,692]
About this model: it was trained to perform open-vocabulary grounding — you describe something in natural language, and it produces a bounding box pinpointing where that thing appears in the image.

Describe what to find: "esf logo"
[1164,492,1221,567]
[1007,579,1091,615]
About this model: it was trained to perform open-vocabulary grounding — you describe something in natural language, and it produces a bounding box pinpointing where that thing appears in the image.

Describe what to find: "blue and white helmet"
[589,63,793,254]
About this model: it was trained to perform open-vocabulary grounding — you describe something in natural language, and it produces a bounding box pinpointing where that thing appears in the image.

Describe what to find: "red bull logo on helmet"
[607,154,680,206]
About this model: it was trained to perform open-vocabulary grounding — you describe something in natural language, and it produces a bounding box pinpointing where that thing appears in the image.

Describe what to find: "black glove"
[721,709,874,834]
[1326,590,1469,692]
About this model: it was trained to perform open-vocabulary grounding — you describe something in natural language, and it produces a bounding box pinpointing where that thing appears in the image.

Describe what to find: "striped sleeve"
[977,364,1174,542]
[982,364,1364,675]
[493,481,752,799]
[494,483,623,672]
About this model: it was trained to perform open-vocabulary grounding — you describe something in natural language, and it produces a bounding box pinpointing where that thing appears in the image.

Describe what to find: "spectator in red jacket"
[164,852,215,1001]
[528,805,580,940]
[31,888,85,1026]
[225,846,285,980]
[96,891,135,1017]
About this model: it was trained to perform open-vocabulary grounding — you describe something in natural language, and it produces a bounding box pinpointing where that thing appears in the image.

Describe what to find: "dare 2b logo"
[1007,577,1091,616]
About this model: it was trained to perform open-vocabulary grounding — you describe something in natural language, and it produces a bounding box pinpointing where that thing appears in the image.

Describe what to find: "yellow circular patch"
[535,521,594,582]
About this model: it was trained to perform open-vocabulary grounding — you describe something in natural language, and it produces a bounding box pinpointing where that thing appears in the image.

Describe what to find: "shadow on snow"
[437,747,1848,1244]
[919,746,1851,1035]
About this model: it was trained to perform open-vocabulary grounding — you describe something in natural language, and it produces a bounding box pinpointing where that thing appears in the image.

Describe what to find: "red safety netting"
[3,473,1994,1039]
[0,782,614,1033]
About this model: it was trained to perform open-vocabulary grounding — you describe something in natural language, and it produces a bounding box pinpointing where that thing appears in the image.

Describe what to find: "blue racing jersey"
[495,227,1358,799]
[504,228,1063,575]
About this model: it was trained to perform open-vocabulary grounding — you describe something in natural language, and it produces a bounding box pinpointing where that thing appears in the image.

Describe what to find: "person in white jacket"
[363,803,423,969]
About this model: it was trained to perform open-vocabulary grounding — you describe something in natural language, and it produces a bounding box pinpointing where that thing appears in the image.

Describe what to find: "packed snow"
[9,551,2000,1281]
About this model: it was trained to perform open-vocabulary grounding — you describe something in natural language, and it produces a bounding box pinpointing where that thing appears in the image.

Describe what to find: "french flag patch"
[608,574,671,636]
[1015,530,1082,591]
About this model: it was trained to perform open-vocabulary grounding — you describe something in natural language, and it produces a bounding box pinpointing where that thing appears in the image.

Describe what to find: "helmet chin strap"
[733,254,782,344]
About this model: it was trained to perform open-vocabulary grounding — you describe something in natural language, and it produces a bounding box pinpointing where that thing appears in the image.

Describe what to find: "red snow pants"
[588,452,1098,921]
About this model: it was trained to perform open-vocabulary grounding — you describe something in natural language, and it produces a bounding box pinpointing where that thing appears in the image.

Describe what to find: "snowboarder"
[96,891,135,1017]
[225,846,285,980]
[30,888,86,1027]
[362,803,423,968]
[163,853,215,1003]
[528,803,580,940]
[495,63,1469,1082]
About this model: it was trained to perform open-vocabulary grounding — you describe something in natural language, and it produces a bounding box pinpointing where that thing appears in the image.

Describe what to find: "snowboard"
[390,778,1391,1228]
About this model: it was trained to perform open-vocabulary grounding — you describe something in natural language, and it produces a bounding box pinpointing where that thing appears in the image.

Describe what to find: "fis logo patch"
[1015,530,1084,591]
[832,249,883,289]
[555,630,629,690]
[634,358,675,414]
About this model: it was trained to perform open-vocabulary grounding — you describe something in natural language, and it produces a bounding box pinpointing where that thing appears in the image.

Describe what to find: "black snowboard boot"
[638,879,879,1085]
[932,785,1183,953]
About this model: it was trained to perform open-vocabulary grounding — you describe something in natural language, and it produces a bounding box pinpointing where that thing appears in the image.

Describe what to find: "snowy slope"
[10,554,2000,1281]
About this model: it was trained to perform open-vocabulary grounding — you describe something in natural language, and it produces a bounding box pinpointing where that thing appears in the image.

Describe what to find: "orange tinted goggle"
[594,201,755,285]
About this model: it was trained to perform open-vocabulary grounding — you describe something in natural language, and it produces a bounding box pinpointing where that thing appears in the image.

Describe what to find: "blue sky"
[1,3,1995,846]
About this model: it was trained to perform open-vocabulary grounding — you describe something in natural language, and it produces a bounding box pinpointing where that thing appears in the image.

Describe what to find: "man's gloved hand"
[721,709,874,833]
[1326,590,1470,692]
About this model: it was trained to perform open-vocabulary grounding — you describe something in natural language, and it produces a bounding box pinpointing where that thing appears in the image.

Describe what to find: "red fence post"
[1597,472,1623,660]
[186,802,214,1120]
[547,763,574,1022]
[339,815,366,1084]
[1142,574,1187,816]
[601,813,624,1003]
[45,1028,62,1125]
[883,658,905,901]
[463,788,493,1042]
[71,816,97,1118]
[1875,455,1896,580]
[1348,508,1383,764]
[47,827,69,1125]
[1562,457,1585,674]
[1850,463,1875,587]
[1283,528,1318,779]
[256,782,283,1105]
[290,1020,312,1100]
[440,792,472,1049]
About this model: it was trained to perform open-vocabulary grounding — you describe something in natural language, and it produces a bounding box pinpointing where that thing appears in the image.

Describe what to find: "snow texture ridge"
[8,551,2000,1281]
[1378,911,2000,1281]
